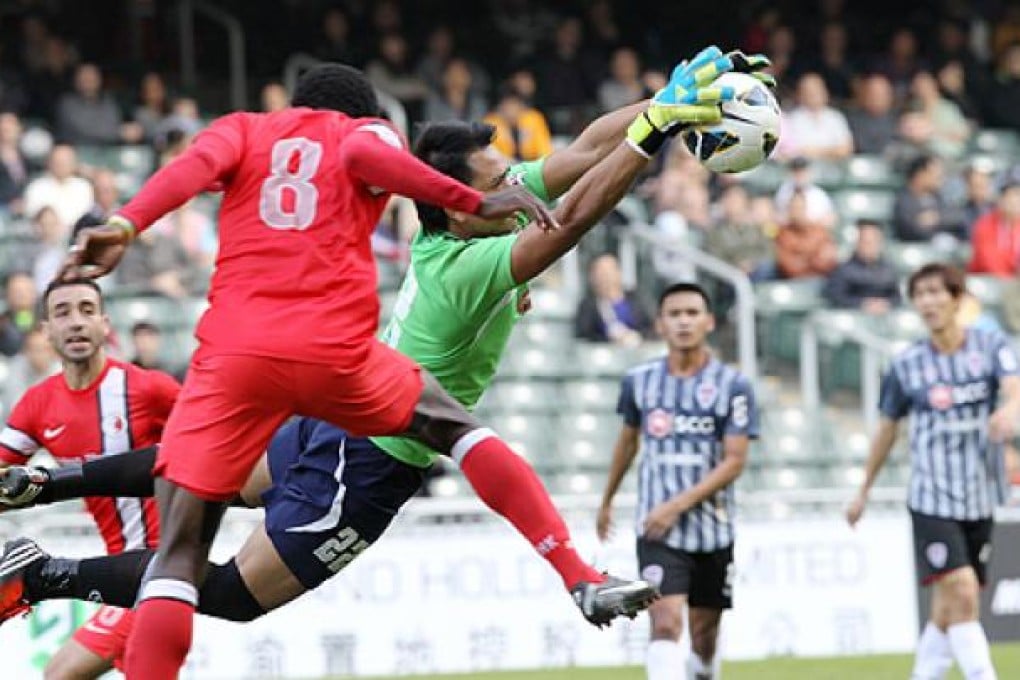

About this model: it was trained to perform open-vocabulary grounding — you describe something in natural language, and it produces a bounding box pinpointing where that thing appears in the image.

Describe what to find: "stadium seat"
[104,296,186,331]
[527,287,577,321]
[486,413,558,465]
[810,159,845,190]
[969,128,1020,155]
[885,242,948,276]
[843,155,898,189]
[508,319,574,354]
[572,342,642,377]
[116,145,156,175]
[482,380,561,412]
[967,275,1004,308]
[562,378,622,412]
[737,160,786,194]
[832,189,897,224]
[755,279,825,315]
[498,346,573,378]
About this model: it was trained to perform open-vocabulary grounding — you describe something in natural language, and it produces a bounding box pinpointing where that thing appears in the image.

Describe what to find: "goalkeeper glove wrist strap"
[626,112,670,158]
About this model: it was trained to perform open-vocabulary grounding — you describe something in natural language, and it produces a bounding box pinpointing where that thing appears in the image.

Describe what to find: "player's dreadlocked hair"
[413,121,496,234]
[291,63,382,119]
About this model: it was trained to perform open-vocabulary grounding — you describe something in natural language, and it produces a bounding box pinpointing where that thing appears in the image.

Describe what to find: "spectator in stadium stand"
[583,0,623,59]
[909,71,970,160]
[774,157,837,228]
[804,21,855,103]
[0,272,38,357]
[22,144,93,238]
[533,16,604,134]
[415,25,491,99]
[483,84,553,162]
[934,19,988,110]
[598,47,645,112]
[992,4,1020,63]
[845,73,898,155]
[884,109,938,173]
[148,199,217,273]
[133,72,170,144]
[893,154,967,244]
[936,59,981,124]
[776,73,853,160]
[0,112,28,212]
[655,161,712,233]
[872,27,926,103]
[703,184,774,281]
[129,321,171,374]
[983,42,1020,132]
[55,63,143,145]
[823,219,900,313]
[1,325,56,419]
[423,59,487,124]
[25,36,77,123]
[365,33,430,122]
[762,24,798,103]
[72,169,121,238]
[0,43,28,115]
[153,97,203,161]
[117,216,205,299]
[314,7,364,68]
[774,189,838,279]
[260,82,289,113]
[742,6,782,54]
[960,160,996,232]
[489,0,558,65]
[30,206,67,293]
[574,253,653,347]
[969,170,1020,277]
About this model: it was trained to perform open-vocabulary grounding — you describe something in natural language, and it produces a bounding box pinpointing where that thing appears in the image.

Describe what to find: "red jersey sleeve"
[117,113,248,232]
[338,120,483,214]
[0,388,42,463]
[145,369,181,423]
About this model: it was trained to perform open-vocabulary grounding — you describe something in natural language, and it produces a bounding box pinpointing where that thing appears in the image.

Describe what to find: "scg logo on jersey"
[927,381,989,410]
[674,415,716,435]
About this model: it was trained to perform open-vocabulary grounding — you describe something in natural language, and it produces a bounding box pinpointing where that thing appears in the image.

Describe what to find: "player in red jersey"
[0,278,179,678]
[61,64,655,679]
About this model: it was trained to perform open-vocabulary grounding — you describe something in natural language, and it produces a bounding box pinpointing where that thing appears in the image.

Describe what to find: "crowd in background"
[3,1,1020,380]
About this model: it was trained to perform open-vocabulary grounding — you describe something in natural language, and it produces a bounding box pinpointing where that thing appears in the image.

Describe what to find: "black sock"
[24,550,155,606]
[197,559,268,622]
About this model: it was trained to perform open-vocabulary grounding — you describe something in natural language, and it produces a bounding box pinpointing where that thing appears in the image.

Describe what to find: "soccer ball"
[679,72,781,174]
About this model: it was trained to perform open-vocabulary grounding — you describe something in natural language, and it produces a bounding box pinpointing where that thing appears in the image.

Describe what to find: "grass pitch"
[359,642,1020,679]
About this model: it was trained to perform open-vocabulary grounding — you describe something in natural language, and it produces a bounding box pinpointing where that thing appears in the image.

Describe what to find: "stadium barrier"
[3,490,922,678]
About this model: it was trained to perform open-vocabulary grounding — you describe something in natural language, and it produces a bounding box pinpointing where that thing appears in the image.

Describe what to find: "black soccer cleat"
[0,466,50,507]
[571,574,659,628]
[0,538,49,624]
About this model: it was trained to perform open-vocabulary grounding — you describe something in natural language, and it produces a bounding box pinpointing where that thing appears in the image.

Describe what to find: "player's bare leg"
[918,566,995,680]
[405,371,657,626]
[43,641,112,680]
[646,594,687,680]
[124,479,226,678]
[688,607,723,680]
[232,524,305,610]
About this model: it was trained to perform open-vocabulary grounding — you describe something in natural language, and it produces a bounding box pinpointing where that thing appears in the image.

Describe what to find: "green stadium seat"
[562,378,622,412]
[487,413,558,463]
[737,160,786,194]
[970,129,1020,155]
[498,346,571,378]
[832,189,897,223]
[105,296,186,331]
[573,342,642,377]
[116,145,156,175]
[482,380,561,412]
[527,287,576,321]
[885,242,946,276]
[811,159,845,190]
[508,319,574,354]
[967,275,1004,308]
[755,279,825,315]
[843,155,898,188]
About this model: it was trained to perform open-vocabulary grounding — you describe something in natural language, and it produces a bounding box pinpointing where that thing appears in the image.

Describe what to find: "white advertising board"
[1,510,918,678]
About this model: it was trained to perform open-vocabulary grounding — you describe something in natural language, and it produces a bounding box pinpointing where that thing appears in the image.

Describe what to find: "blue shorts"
[261,418,426,590]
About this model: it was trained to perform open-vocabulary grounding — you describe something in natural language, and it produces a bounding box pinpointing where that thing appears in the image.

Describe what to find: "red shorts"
[71,605,133,670]
[156,340,422,501]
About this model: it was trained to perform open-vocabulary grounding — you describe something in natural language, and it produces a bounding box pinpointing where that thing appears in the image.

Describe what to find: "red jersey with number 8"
[123,110,395,366]
[0,359,179,554]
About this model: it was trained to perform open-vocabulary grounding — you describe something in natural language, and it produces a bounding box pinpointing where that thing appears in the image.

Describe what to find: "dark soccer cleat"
[0,538,48,624]
[570,574,659,628]
[0,466,50,507]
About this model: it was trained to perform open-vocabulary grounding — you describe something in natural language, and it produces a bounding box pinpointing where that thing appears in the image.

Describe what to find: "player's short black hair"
[658,282,712,313]
[907,262,966,299]
[291,63,382,118]
[413,121,496,234]
[41,278,103,318]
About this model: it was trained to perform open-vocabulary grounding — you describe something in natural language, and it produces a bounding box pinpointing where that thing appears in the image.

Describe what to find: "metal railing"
[800,311,901,433]
[179,0,248,111]
[619,224,759,384]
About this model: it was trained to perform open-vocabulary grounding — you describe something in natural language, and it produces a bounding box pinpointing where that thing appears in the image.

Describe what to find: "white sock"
[947,621,997,680]
[686,653,714,680]
[912,622,953,680]
[647,639,685,680]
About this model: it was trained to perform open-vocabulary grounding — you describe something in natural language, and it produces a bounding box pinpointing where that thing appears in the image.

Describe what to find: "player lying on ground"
[2,48,772,635]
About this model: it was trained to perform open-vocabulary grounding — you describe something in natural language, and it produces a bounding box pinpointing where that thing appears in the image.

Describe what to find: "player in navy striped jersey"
[598,282,759,680]
[848,263,1020,680]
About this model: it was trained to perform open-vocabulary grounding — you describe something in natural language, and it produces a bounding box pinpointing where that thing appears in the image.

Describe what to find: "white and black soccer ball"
[679,72,781,174]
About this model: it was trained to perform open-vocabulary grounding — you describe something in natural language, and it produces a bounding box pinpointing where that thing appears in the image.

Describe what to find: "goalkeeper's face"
[656,291,714,352]
[449,146,519,238]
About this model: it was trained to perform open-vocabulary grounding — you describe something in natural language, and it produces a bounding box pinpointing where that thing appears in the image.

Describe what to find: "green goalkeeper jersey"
[371,159,549,467]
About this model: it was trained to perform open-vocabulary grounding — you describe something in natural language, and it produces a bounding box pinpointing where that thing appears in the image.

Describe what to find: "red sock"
[456,430,604,590]
[124,598,195,679]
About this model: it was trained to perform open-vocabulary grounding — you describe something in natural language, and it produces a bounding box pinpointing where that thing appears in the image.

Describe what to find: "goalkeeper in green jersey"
[0,47,772,631]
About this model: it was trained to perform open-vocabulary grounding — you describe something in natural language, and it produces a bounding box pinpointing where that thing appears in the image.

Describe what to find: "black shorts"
[262,419,426,590]
[910,510,994,586]
[636,538,733,609]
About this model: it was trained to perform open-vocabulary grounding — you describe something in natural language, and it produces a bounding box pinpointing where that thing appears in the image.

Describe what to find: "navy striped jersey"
[879,328,1020,520]
[617,355,759,552]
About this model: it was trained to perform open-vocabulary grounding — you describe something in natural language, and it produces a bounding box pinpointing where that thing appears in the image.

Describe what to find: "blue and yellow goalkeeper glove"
[626,46,774,157]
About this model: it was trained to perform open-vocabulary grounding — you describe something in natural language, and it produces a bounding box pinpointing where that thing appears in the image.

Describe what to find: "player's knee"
[690,627,719,660]
[649,609,683,641]
[197,558,268,622]
[938,568,980,621]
